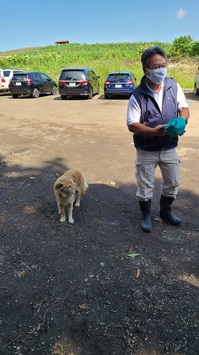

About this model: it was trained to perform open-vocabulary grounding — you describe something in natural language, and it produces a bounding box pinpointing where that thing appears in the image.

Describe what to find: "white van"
[0,69,23,92]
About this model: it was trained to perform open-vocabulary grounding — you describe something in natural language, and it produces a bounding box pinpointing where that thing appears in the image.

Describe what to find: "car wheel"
[88,87,93,99]
[61,95,67,100]
[104,93,110,99]
[12,94,19,98]
[32,88,40,98]
[194,84,199,95]
[51,86,58,95]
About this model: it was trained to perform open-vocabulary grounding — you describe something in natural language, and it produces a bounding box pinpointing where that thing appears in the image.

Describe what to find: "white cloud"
[177,8,186,19]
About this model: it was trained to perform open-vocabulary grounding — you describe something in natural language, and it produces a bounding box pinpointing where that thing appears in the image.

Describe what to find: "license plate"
[115,84,122,88]
[16,82,21,86]
[69,82,76,87]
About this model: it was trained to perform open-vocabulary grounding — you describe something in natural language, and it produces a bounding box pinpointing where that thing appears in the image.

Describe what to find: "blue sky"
[1,0,198,52]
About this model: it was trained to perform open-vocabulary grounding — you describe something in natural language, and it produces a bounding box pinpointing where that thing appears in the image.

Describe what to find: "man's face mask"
[146,67,167,84]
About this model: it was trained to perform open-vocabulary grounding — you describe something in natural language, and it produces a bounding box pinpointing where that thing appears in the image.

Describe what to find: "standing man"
[126,46,189,233]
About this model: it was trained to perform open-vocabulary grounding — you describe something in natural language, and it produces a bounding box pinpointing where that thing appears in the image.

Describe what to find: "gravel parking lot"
[0,92,199,354]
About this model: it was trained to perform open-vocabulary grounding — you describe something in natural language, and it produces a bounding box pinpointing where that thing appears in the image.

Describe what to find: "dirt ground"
[0,92,199,355]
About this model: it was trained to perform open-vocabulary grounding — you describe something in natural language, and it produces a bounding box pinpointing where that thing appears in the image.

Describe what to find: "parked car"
[104,71,137,99]
[0,68,23,93]
[194,66,199,95]
[59,67,100,99]
[9,71,58,98]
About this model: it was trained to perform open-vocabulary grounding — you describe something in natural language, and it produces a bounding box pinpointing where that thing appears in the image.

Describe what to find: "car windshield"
[13,70,23,74]
[107,73,131,81]
[60,70,86,81]
[12,74,28,81]
[3,71,11,77]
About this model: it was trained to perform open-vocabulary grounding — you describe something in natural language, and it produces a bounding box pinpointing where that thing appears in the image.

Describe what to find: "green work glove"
[164,117,187,137]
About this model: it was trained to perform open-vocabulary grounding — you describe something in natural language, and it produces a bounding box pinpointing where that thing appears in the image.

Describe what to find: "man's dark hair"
[141,46,167,69]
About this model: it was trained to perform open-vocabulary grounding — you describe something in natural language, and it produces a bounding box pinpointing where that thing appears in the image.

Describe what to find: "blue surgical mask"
[146,67,167,84]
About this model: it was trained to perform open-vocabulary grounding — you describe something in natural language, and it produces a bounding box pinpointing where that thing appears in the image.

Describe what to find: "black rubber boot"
[139,200,152,233]
[159,195,182,226]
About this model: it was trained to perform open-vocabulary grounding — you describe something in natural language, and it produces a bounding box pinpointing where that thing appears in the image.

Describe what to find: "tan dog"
[54,170,88,223]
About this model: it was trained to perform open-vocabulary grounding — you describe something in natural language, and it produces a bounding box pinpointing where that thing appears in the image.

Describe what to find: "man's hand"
[153,124,167,136]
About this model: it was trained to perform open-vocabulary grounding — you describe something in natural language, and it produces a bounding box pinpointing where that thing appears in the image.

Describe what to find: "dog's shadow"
[34,181,136,235]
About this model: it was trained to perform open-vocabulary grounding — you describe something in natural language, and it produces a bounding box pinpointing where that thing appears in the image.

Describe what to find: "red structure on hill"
[54,40,69,45]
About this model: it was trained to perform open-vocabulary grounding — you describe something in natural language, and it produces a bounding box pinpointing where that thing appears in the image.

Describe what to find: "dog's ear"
[55,183,63,190]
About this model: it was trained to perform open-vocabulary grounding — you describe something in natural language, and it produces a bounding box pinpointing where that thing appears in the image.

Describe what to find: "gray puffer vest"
[132,76,178,151]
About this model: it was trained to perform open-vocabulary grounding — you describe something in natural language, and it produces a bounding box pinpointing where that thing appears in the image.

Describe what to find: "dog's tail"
[83,179,89,194]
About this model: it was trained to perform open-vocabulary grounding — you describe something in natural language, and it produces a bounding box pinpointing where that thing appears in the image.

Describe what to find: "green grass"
[0,42,198,89]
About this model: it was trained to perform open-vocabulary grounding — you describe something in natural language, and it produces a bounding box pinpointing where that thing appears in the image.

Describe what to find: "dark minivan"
[59,67,100,99]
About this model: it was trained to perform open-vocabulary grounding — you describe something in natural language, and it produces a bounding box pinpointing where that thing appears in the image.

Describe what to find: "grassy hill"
[0,42,198,89]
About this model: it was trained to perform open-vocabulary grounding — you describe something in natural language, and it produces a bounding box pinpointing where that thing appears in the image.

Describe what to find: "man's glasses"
[147,63,167,70]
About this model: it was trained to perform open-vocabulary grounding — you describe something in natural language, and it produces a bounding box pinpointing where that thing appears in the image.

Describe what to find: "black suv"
[59,67,100,99]
[9,71,57,98]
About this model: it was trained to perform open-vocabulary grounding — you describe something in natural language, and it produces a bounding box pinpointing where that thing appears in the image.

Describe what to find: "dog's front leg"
[67,202,74,224]
[58,203,66,222]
